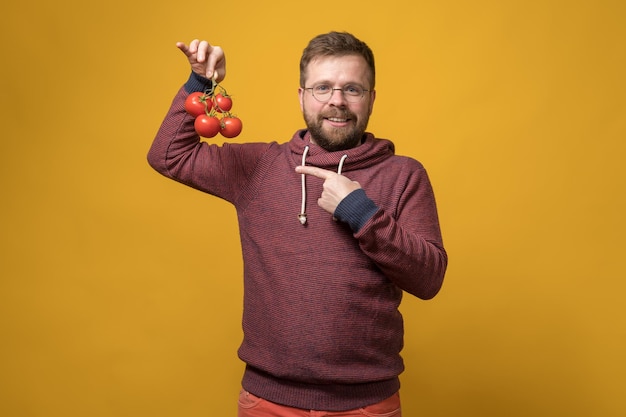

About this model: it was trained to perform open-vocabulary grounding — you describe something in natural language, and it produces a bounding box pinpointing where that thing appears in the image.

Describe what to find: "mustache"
[321,109,354,119]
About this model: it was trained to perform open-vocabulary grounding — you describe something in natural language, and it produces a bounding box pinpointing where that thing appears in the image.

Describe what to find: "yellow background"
[1,0,624,416]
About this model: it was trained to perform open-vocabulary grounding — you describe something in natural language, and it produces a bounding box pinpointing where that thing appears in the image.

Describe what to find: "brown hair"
[299,31,376,89]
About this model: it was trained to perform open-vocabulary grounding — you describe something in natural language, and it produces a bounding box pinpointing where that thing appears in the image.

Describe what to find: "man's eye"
[315,85,331,92]
[345,86,361,94]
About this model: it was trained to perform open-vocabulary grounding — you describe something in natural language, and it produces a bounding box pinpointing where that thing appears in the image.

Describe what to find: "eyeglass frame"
[302,83,372,103]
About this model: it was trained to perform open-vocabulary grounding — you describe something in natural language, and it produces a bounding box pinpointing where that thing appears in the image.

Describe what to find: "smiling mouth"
[326,117,350,123]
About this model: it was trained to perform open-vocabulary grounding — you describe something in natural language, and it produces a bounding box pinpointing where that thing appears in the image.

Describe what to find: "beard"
[303,107,369,152]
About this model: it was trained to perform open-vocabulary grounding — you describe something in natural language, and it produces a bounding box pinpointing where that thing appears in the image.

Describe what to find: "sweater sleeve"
[147,73,270,203]
[351,167,447,300]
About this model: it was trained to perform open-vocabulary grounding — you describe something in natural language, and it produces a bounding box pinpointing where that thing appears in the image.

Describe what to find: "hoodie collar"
[289,129,395,173]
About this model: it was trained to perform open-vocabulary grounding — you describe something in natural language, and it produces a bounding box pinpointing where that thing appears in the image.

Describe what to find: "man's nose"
[327,88,348,105]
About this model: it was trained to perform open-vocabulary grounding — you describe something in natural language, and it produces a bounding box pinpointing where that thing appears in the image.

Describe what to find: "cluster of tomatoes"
[184,83,243,138]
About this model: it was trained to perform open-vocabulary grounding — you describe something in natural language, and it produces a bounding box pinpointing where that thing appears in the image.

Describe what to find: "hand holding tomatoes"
[184,82,243,139]
[176,39,225,83]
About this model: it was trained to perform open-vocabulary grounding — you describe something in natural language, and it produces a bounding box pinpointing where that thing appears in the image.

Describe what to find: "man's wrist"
[184,72,214,93]
[333,189,379,232]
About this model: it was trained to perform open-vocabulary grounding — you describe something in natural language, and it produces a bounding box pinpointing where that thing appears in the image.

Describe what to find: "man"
[148,31,447,416]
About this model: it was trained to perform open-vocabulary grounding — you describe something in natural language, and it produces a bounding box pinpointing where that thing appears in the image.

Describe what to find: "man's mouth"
[326,117,349,123]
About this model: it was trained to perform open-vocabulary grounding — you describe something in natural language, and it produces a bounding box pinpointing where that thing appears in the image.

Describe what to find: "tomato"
[213,93,233,113]
[185,92,212,117]
[220,116,243,138]
[194,114,221,138]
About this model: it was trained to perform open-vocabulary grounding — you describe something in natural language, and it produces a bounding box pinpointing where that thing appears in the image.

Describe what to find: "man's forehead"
[304,55,371,81]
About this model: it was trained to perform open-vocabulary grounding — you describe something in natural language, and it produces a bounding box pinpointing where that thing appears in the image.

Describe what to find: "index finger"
[176,39,198,56]
[295,165,336,179]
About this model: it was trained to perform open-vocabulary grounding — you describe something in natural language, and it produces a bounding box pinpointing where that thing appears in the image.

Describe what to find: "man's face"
[299,55,376,152]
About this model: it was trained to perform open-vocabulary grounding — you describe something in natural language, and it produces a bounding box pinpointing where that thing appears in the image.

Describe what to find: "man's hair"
[299,31,376,89]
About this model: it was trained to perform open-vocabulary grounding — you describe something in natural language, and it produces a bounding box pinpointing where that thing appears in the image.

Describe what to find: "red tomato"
[194,114,221,138]
[185,92,212,117]
[213,93,233,113]
[220,116,243,138]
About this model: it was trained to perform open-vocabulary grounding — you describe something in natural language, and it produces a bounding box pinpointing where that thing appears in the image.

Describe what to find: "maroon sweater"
[148,76,447,411]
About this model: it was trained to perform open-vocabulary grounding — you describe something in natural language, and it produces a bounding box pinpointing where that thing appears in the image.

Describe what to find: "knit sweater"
[147,73,448,411]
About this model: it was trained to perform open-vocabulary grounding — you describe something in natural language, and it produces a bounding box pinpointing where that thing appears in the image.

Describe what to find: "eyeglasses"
[303,84,370,103]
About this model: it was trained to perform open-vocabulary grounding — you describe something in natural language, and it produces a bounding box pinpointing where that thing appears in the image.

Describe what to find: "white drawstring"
[298,146,310,225]
[337,154,348,175]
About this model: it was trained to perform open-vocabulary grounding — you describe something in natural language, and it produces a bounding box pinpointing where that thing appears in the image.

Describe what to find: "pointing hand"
[295,165,361,215]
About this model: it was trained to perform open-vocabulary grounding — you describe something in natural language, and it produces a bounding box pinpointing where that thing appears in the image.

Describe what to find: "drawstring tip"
[298,214,307,225]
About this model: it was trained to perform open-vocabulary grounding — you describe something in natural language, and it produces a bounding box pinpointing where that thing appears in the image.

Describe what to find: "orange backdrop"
[1,0,625,416]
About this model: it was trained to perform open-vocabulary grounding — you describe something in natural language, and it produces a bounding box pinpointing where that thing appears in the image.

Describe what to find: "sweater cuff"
[184,71,214,93]
[334,189,379,232]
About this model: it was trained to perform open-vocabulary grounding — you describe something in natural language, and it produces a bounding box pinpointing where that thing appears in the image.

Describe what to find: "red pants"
[238,390,401,417]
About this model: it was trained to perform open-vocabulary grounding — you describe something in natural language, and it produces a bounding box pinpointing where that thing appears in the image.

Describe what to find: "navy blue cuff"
[184,72,214,94]
[334,189,379,232]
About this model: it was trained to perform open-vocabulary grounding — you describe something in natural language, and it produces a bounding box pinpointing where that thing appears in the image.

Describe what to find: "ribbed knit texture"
[334,189,379,232]
[148,76,447,411]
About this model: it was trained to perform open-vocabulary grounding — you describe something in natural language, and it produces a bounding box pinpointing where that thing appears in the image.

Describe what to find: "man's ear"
[298,87,305,112]
[368,90,376,115]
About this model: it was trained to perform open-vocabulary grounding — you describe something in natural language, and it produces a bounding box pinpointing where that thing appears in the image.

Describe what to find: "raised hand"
[176,39,226,83]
